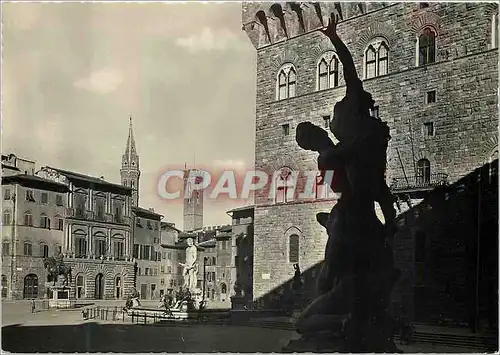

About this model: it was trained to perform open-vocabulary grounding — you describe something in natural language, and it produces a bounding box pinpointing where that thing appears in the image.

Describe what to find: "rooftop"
[227,205,255,213]
[45,166,132,193]
[2,174,70,193]
[132,206,163,220]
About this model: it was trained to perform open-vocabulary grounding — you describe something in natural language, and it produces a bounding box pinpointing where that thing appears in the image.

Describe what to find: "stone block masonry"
[243,2,498,304]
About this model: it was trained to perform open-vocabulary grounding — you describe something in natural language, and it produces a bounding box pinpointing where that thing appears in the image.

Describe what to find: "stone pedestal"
[47,285,76,309]
[45,277,75,309]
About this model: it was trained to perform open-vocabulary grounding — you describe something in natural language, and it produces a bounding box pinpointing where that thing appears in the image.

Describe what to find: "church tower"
[183,167,203,232]
[121,117,140,207]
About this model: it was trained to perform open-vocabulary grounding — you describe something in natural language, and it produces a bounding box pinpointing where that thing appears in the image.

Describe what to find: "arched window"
[416,159,431,186]
[24,211,33,226]
[317,51,339,90]
[76,275,85,299]
[221,283,227,294]
[418,27,436,66]
[40,244,49,258]
[278,70,287,100]
[276,64,297,100]
[364,39,389,79]
[274,167,295,204]
[378,42,389,76]
[40,214,50,229]
[3,209,11,225]
[288,68,296,98]
[365,45,376,79]
[23,242,33,256]
[289,234,299,263]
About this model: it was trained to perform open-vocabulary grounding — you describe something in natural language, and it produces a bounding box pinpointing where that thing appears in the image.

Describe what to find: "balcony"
[390,173,448,197]
[94,213,106,222]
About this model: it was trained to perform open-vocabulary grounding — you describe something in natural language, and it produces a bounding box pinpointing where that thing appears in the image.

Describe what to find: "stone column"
[88,226,93,256]
[107,229,112,259]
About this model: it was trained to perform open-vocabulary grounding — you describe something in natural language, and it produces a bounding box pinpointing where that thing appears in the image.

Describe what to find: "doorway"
[23,274,38,299]
[140,284,147,299]
[115,277,122,299]
[94,273,104,299]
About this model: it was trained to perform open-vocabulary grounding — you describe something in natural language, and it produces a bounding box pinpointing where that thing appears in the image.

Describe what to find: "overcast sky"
[2,2,257,229]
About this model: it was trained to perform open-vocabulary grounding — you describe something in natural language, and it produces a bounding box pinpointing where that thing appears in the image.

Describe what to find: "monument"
[178,237,202,310]
[43,253,75,309]
[284,14,400,352]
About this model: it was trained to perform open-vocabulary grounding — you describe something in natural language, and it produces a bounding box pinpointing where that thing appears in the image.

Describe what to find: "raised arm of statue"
[320,13,363,96]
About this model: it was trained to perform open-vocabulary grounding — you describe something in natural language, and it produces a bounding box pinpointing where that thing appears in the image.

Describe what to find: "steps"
[241,319,498,351]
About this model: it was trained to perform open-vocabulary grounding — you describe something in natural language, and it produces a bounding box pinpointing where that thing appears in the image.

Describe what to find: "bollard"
[144,313,147,325]
[132,311,135,323]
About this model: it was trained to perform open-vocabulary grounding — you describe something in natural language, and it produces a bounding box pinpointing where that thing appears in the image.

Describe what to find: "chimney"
[100,176,105,180]
[149,208,155,212]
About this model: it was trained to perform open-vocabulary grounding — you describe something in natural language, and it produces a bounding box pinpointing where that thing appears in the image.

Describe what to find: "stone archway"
[94,273,104,300]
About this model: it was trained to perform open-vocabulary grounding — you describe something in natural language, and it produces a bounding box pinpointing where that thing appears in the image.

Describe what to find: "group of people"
[158,287,197,313]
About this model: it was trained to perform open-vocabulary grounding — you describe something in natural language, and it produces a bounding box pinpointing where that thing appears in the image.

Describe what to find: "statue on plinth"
[287,14,401,353]
[124,288,141,309]
[292,264,303,292]
[43,251,72,286]
[179,237,199,292]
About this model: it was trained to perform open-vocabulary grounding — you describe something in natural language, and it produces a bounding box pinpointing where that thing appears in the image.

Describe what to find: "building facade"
[160,222,183,294]
[2,172,69,299]
[37,166,135,300]
[242,1,498,320]
[228,206,255,307]
[132,207,163,300]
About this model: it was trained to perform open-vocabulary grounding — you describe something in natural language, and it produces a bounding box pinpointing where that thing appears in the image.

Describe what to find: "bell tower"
[183,166,203,232]
[121,116,140,207]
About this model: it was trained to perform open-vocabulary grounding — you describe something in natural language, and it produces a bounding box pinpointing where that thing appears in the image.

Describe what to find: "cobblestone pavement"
[0,301,485,353]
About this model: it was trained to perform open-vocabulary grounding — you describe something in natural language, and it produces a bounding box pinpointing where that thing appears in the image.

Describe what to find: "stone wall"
[244,3,499,306]
[2,256,134,300]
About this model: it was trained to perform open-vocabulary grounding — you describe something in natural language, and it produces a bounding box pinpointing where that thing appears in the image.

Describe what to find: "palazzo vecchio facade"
[242,2,498,326]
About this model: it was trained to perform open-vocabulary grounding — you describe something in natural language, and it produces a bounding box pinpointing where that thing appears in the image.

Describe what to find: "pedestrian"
[31,299,36,313]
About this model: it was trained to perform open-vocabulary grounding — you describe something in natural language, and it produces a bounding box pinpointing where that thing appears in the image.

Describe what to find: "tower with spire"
[121,116,140,207]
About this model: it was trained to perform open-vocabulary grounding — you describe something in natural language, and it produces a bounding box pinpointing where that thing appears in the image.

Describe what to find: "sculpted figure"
[292,14,400,352]
[179,237,198,292]
[43,251,72,286]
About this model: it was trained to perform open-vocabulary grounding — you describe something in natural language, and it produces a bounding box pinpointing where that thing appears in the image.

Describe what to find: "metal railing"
[390,173,448,192]
[82,306,126,322]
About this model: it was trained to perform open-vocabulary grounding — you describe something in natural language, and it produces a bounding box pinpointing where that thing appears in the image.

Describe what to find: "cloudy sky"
[2,2,257,229]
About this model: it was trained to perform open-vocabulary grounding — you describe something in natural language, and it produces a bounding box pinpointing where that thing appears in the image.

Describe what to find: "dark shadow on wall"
[252,160,498,335]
